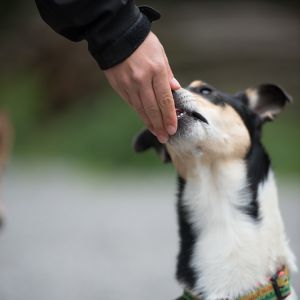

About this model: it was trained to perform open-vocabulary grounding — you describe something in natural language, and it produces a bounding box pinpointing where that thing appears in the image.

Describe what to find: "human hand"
[103,32,181,143]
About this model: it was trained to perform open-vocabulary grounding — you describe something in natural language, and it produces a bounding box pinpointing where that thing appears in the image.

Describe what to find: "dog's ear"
[133,129,171,163]
[241,84,292,123]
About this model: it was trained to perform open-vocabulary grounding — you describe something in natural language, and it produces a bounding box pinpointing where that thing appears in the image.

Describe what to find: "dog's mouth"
[176,108,209,124]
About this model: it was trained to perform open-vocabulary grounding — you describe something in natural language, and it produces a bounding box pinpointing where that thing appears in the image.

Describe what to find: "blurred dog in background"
[0,113,12,228]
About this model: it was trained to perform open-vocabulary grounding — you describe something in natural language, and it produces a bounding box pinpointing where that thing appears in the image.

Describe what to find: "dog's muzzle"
[172,89,208,124]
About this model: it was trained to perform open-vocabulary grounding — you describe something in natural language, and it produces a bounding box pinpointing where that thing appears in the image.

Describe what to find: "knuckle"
[131,71,144,84]
[160,95,173,108]
[119,74,131,86]
[147,105,159,116]
[160,93,173,108]
[156,66,165,76]
[151,62,164,74]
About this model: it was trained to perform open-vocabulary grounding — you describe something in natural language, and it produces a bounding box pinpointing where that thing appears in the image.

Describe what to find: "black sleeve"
[35,0,160,69]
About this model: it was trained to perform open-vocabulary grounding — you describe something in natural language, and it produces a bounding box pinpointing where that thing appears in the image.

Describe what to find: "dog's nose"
[172,88,195,108]
[172,90,179,104]
[172,88,189,101]
[172,89,185,107]
[172,89,182,99]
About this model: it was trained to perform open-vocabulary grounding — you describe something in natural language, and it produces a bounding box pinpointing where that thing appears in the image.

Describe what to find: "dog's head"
[134,80,291,177]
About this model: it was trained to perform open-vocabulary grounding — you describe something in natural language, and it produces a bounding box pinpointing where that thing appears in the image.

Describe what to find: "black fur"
[176,176,198,290]
[174,84,290,292]
[134,82,290,296]
[194,89,272,221]
[244,141,271,220]
[230,94,271,221]
[133,129,171,163]
[0,216,4,230]
[250,84,292,121]
[189,86,270,221]
[224,96,264,220]
[188,84,225,107]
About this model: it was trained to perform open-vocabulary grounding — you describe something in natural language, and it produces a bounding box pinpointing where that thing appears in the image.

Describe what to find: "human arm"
[35,0,180,141]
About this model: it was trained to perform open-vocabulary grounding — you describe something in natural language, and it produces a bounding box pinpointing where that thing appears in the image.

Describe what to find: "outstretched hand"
[104,32,181,143]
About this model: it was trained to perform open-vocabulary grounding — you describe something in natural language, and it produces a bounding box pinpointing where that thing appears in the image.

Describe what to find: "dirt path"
[0,164,299,299]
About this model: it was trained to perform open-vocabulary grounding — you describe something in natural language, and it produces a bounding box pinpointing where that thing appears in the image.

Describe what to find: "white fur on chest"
[182,160,296,298]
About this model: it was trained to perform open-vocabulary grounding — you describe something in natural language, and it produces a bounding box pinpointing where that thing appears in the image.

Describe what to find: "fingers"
[129,94,154,133]
[114,71,178,142]
[124,71,176,142]
[123,85,170,143]
[106,67,179,143]
[116,87,156,135]
[170,77,181,90]
[153,67,177,137]
[103,31,182,143]
[138,86,168,143]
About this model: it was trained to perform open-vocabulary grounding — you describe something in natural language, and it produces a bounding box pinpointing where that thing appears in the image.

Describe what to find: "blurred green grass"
[263,114,300,176]
[0,74,165,171]
[0,73,299,175]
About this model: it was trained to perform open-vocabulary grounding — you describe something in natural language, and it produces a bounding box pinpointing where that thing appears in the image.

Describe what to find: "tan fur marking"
[245,88,259,110]
[192,93,250,160]
[189,80,206,89]
[209,104,250,159]
[166,145,195,180]
[167,91,251,178]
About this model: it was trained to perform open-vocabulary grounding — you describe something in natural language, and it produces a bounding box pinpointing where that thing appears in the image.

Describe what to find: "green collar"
[181,266,291,300]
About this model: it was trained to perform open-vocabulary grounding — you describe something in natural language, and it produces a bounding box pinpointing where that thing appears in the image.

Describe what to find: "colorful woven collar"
[182,266,291,300]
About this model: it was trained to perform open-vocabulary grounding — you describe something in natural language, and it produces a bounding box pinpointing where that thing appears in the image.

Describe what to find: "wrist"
[87,6,161,70]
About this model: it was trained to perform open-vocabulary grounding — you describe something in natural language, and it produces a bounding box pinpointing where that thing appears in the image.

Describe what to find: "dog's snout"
[172,90,179,99]
[172,88,185,95]
[172,90,181,107]
[172,88,193,107]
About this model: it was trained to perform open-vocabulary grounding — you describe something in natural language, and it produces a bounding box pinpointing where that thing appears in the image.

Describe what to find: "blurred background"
[0,1,299,299]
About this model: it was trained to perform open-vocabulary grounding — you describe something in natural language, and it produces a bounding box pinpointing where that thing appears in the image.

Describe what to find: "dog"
[134,81,297,299]
[0,113,12,228]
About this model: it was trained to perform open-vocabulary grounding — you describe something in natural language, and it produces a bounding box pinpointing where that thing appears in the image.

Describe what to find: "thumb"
[170,77,181,90]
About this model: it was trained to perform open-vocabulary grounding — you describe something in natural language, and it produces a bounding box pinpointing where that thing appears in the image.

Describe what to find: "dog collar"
[181,266,291,300]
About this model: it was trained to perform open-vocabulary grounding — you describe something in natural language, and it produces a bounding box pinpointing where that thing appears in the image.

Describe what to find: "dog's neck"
[176,157,294,298]
[183,159,248,229]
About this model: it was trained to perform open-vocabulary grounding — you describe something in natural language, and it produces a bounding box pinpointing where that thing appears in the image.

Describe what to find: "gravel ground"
[0,164,299,300]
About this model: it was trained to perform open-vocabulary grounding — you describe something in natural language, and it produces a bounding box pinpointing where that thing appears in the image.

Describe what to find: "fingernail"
[157,135,168,144]
[170,77,181,90]
[167,125,177,135]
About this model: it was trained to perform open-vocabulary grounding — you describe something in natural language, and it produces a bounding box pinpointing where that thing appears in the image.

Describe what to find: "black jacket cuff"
[87,6,161,70]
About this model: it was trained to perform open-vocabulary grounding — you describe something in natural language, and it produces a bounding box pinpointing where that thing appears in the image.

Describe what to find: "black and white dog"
[134,81,297,299]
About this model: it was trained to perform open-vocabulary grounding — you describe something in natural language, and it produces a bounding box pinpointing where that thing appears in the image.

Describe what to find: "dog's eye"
[199,87,212,95]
